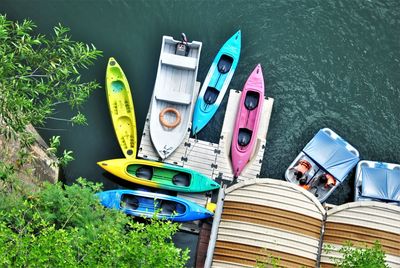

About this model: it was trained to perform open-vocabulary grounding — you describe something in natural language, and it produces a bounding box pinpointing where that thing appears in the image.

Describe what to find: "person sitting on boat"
[318,173,336,188]
[292,159,312,180]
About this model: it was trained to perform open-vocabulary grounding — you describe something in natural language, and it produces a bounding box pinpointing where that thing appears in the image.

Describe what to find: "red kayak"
[231,64,265,177]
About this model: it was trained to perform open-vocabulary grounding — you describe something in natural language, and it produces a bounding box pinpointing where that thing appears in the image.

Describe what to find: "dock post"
[204,185,226,268]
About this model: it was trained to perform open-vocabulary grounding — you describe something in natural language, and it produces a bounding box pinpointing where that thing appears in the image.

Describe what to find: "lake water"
[2,0,400,265]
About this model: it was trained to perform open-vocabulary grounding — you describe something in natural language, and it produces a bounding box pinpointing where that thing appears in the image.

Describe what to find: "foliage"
[47,135,74,167]
[0,14,102,145]
[0,161,17,192]
[324,241,389,268]
[255,251,281,268]
[0,178,190,267]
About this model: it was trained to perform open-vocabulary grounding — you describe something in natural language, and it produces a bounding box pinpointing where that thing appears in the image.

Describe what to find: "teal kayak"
[192,30,241,135]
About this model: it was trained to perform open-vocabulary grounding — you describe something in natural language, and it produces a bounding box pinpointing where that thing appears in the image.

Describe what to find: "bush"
[325,241,389,268]
[0,178,189,267]
[0,14,101,146]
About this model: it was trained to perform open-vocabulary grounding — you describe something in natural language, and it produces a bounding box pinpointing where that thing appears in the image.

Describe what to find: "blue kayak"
[97,189,213,222]
[192,30,241,135]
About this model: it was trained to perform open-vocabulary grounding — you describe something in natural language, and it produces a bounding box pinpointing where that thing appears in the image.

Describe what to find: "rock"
[0,124,59,188]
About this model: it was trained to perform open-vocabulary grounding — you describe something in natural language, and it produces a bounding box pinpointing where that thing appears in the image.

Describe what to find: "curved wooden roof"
[320,201,400,268]
[209,179,400,268]
[212,178,325,267]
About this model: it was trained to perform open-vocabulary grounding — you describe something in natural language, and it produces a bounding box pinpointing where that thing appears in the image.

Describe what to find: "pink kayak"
[231,64,265,177]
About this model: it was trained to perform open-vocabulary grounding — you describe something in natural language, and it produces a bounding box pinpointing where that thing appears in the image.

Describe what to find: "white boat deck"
[138,85,274,232]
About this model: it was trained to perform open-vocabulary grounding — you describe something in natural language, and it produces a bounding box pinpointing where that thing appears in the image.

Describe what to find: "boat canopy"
[361,167,400,202]
[303,129,359,182]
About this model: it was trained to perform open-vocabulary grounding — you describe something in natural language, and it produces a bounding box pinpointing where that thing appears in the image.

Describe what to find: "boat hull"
[149,36,202,159]
[192,30,241,135]
[97,189,214,222]
[98,158,220,193]
[105,57,137,158]
[231,64,264,177]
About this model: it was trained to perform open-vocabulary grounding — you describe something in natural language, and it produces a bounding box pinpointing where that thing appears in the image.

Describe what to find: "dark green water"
[3,0,400,203]
[2,0,400,264]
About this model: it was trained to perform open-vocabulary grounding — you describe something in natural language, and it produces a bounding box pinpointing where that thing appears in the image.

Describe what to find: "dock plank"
[138,88,274,233]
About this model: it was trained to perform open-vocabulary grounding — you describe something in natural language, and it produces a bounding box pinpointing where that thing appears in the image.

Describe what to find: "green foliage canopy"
[0,178,190,267]
[0,14,102,142]
[325,241,389,268]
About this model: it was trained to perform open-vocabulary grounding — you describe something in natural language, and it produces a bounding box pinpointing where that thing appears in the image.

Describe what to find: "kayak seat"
[172,173,191,186]
[238,128,252,147]
[111,80,125,93]
[160,200,177,215]
[121,195,139,210]
[244,91,260,111]
[217,54,233,74]
[204,87,219,105]
[134,166,153,180]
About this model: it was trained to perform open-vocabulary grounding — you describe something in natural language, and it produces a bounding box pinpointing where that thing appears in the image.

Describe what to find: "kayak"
[97,158,220,193]
[149,34,202,159]
[192,30,241,135]
[97,189,214,222]
[105,57,137,158]
[231,64,265,177]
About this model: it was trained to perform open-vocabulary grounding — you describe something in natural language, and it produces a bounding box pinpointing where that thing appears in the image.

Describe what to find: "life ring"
[159,107,181,128]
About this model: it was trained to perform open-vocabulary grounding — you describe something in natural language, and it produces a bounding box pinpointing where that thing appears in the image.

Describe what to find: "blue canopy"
[303,129,359,182]
[361,166,400,202]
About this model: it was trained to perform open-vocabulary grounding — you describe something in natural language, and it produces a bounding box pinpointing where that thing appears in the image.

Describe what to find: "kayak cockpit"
[238,128,252,147]
[217,54,233,74]
[204,87,219,105]
[127,164,192,187]
[159,200,186,215]
[172,173,191,186]
[120,194,186,216]
[121,194,139,210]
[134,166,153,180]
[244,91,260,110]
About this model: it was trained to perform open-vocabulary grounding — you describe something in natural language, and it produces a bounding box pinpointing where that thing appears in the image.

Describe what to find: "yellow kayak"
[105,57,137,158]
[97,158,220,193]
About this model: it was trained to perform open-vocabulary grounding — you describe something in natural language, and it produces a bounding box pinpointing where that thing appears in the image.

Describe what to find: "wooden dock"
[138,83,274,232]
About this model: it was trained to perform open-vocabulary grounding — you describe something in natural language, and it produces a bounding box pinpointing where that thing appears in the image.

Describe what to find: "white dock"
[138,85,274,232]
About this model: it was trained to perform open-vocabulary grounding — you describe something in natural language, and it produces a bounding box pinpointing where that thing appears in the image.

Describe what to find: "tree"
[0,14,102,146]
[325,241,389,268]
[0,178,190,267]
